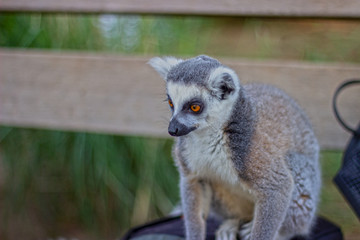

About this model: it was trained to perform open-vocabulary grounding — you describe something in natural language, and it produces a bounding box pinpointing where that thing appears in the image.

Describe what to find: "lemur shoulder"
[149,55,321,240]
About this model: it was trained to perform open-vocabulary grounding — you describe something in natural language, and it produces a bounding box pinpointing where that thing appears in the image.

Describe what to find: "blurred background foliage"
[0,13,360,240]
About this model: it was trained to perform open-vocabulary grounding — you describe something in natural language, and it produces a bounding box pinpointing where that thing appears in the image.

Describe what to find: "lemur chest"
[181,131,239,185]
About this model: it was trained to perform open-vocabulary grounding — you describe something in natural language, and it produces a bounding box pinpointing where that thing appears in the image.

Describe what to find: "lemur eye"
[168,99,174,108]
[190,104,201,112]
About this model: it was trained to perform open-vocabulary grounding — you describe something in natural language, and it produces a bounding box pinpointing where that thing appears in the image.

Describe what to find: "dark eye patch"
[166,95,174,111]
[182,98,205,114]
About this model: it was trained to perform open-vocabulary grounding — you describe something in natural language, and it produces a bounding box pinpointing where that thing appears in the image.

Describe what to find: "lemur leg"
[180,176,210,240]
[278,153,321,240]
[240,166,294,240]
[250,195,290,240]
[239,220,252,240]
[216,219,241,240]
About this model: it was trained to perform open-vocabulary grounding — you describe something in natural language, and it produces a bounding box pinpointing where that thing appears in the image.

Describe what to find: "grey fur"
[149,55,321,240]
[167,55,221,85]
[224,87,256,179]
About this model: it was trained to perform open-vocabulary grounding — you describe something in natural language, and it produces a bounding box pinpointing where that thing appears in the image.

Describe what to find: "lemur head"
[149,55,240,137]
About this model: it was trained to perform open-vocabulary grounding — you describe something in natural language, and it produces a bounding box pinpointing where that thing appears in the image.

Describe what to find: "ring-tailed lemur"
[149,55,321,240]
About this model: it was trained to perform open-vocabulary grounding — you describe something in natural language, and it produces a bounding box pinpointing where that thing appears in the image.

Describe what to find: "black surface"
[122,215,343,240]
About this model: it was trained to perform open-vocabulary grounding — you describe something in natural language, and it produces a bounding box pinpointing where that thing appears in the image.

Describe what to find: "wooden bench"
[1,0,359,150]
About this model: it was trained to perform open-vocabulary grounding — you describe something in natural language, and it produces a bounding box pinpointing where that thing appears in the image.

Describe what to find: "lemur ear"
[148,57,183,80]
[208,67,240,100]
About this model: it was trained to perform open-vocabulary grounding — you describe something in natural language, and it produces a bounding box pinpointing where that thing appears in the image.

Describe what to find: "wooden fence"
[0,1,359,149]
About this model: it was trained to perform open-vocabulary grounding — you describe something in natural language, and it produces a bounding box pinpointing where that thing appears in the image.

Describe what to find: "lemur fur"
[149,55,321,240]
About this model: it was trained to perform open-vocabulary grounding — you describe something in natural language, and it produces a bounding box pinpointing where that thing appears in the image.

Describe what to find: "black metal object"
[332,79,360,220]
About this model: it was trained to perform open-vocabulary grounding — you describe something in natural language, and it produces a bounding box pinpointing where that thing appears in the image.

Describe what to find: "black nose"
[168,127,178,136]
[168,119,196,137]
[168,120,181,136]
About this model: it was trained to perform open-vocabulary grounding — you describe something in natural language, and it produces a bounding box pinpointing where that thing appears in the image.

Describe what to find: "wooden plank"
[0,49,359,149]
[1,0,360,18]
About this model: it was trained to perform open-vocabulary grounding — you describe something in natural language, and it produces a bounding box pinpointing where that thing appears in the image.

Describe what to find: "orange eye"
[168,99,174,108]
[190,104,201,112]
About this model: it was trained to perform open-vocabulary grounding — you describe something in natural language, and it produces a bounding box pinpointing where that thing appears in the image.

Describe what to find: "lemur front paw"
[238,221,252,240]
[216,219,239,240]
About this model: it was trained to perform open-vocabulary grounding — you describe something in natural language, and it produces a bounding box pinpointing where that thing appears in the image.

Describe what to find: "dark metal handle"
[332,79,360,135]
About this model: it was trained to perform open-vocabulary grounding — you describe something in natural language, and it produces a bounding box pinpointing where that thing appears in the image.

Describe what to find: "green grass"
[319,151,360,238]
[0,127,178,239]
[1,13,360,240]
[2,14,360,61]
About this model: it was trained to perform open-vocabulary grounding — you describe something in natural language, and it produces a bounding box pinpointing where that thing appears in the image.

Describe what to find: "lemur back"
[149,55,321,240]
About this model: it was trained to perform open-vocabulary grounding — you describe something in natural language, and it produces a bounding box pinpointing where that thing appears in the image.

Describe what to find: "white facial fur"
[166,79,239,135]
[149,56,241,134]
[167,82,208,130]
